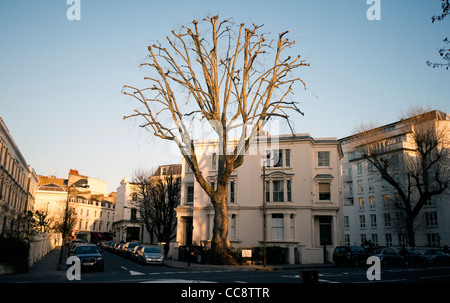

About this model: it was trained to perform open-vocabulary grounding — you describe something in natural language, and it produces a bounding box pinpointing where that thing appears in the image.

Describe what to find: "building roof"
[154,164,182,176]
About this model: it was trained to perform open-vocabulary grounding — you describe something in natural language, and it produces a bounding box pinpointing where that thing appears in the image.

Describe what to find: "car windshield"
[76,246,99,254]
[144,247,161,253]
[128,243,139,248]
[372,248,382,254]
[334,247,347,253]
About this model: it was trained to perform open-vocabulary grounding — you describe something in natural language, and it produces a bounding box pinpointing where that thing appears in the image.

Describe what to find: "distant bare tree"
[123,15,309,256]
[52,204,77,243]
[133,170,180,257]
[354,106,450,246]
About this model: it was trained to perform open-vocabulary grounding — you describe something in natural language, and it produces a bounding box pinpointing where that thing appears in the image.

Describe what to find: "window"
[371,234,378,246]
[359,215,366,228]
[318,152,330,167]
[427,233,440,247]
[265,149,290,168]
[368,178,374,191]
[348,152,355,161]
[425,212,438,226]
[384,213,391,227]
[345,234,351,246]
[370,214,377,228]
[186,185,194,204]
[273,150,283,167]
[130,208,137,221]
[361,234,367,243]
[230,181,235,203]
[161,167,167,175]
[272,180,284,202]
[230,214,236,240]
[357,163,363,175]
[289,214,295,241]
[318,183,331,201]
[265,181,270,202]
[359,197,364,209]
[382,194,389,206]
[357,180,364,193]
[344,216,349,229]
[369,196,376,208]
[285,149,291,167]
[272,214,284,240]
[385,234,392,246]
[131,193,138,201]
[287,180,292,202]
[212,153,217,170]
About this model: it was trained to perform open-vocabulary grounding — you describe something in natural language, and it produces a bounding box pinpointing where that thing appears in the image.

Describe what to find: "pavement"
[0,247,334,282]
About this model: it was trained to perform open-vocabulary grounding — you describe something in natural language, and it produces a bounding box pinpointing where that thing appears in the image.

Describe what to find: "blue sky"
[0,0,448,192]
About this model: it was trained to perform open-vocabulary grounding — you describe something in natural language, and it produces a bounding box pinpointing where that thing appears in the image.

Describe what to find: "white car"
[137,246,164,265]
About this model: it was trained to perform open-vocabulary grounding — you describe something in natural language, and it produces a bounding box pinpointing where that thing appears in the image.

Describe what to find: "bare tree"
[123,15,308,255]
[133,170,180,257]
[354,107,450,246]
[52,203,77,243]
[427,0,450,69]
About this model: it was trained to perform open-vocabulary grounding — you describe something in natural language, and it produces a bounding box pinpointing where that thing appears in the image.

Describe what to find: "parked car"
[423,250,450,264]
[399,248,427,266]
[333,246,368,267]
[122,242,141,258]
[137,246,164,265]
[369,247,404,266]
[106,241,117,251]
[70,244,104,272]
[114,243,124,254]
[131,245,143,262]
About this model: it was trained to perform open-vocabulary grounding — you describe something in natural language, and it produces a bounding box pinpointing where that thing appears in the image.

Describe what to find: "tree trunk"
[406,218,416,247]
[211,191,230,255]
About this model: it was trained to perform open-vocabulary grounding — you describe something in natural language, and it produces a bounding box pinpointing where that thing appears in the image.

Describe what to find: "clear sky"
[1,0,449,192]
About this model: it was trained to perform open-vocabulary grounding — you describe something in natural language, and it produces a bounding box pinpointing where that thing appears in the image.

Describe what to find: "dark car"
[369,247,404,266]
[122,242,141,258]
[131,245,143,262]
[333,246,368,267]
[399,248,427,266]
[70,244,104,271]
[423,250,450,264]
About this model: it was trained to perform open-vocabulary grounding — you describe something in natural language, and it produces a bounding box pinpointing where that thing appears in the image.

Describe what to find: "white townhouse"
[35,171,116,243]
[175,134,344,264]
[339,110,450,249]
[114,164,181,244]
[0,117,39,237]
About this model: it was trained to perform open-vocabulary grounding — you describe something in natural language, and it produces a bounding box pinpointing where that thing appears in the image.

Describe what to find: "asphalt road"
[2,250,449,301]
[2,249,450,284]
[61,250,450,283]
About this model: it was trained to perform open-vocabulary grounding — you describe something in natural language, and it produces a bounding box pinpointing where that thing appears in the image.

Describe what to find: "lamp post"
[57,176,89,271]
[262,159,267,268]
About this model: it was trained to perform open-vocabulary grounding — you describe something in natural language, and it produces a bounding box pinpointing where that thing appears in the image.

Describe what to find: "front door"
[319,216,332,246]
[184,216,193,247]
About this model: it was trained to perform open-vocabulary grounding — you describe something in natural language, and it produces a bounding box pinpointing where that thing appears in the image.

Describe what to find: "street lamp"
[57,179,89,271]
[262,158,268,268]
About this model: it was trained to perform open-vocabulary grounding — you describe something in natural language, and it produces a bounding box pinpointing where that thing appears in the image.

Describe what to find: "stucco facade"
[175,134,344,264]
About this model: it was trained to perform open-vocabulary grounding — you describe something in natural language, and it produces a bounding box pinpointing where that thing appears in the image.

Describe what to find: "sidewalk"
[164,258,334,272]
[0,247,67,283]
